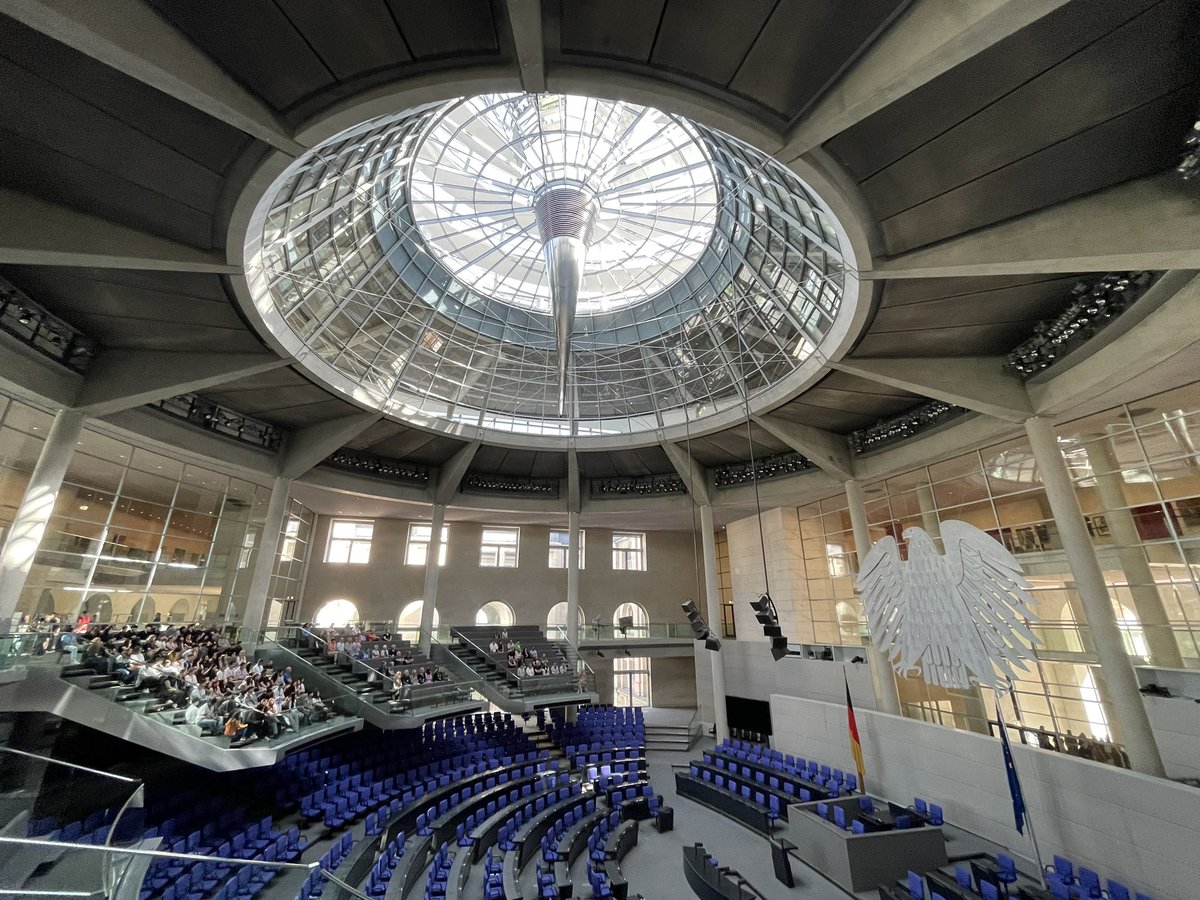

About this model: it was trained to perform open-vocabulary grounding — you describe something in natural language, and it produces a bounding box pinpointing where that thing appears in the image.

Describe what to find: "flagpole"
[995,688,1048,882]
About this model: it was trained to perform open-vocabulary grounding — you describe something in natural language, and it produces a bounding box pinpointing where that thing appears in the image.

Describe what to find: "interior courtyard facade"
[0,1,1199,898]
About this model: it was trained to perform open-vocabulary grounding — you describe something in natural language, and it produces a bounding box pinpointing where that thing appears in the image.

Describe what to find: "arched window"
[476,600,515,627]
[546,602,586,640]
[397,600,438,640]
[613,602,649,637]
[313,598,359,628]
[169,597,192,622]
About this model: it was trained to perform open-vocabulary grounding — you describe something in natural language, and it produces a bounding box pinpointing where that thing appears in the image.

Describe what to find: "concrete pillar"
[418,503,446,657]
[699,503,729,743]
[1025,416,1164,775]
[565,511,581,647]
[240,475,290,648]
[0,409,85,629]
[845,479,903,716]
[1085,431,1183,668]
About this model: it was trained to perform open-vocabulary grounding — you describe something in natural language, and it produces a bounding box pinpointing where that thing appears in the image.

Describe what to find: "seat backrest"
[1053,855,1073,882]
[851,820,865,834]
[1106,882,1130,900]
[833,807,846,829]
[955,864,972,889]
[914,798,927,814]
[908,871,925,899]
[980,881,999,900]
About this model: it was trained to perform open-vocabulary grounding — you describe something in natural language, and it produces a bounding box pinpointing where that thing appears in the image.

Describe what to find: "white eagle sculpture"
[856,520,1041,691]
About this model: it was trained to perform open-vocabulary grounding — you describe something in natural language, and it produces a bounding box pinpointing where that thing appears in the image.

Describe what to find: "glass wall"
[0,393,311,626]
[785,381,1200,746]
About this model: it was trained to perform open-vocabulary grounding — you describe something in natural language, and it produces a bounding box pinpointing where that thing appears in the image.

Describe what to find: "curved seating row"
[717,739,857,796]
[675,770,772,833]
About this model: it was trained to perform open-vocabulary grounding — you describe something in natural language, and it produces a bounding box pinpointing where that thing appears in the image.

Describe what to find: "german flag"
[845,671,866,793]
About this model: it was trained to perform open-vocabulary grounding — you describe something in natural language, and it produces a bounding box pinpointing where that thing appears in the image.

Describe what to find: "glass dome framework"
[245,93,851,441]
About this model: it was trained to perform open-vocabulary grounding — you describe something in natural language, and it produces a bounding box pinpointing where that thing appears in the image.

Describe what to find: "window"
[613,602,649,637]
[313,598,359,627]
[549,529,585,568]
[280,517,301,562]
[546,601,586,640]
[480,527,519,567]
[406,523,447,566]
[613,655,651,707]
[397,600,438,639]
[325,519,374,564]
[612,532,646,571]
[476,600,515,627]
[826,542,847,577]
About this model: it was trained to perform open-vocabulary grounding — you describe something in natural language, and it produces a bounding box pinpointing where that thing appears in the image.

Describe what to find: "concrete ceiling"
[0,0,1197,525]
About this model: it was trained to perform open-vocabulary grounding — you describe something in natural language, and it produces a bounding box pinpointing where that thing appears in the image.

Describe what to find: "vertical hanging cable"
[745,403,771,597]
[682,400,703,607]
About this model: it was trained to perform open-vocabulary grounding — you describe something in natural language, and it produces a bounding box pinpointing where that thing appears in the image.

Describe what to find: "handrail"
[0,836,372,900]
[259,639,370,717]
[0,746,142,783]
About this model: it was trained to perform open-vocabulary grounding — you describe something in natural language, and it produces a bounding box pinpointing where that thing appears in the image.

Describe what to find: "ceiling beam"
[864,174,1200,279]
[829,356,1034,422]
[1029,270,1200,417]
[278,411,382,480]
[779,0,1069,160]
[434,440,481,505]
[505,0,546,93]
[75,350,290,417]
[0,0,304,156]
[0,189,240,273]
[660,441,711,506]
[0,330,83,409]
[750,413,854,480]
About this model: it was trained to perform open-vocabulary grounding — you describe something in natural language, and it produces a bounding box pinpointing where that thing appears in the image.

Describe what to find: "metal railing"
[450,629,595,698]
[0,835,370,899]
[551,621,696,643]
[266,626,485,716]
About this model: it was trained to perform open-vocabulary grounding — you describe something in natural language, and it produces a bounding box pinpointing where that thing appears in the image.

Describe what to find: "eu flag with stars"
[996,699,1028,835]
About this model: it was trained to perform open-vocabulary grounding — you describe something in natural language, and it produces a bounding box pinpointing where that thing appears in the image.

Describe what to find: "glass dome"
[409,93,718,314]
[243,92,853,442]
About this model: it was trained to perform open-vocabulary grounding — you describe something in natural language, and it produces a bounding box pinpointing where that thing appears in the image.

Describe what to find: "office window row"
[324,518,645,570]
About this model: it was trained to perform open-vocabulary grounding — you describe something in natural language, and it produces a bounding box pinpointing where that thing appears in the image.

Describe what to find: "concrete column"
[0,409,85,629]
[1085,431,1183,668]
[845,479,903,716]
[240,475,290,648]
[1025,416,1165,775]
[418,503,446,657]
[699,503,729,743]
[565,511,581,647]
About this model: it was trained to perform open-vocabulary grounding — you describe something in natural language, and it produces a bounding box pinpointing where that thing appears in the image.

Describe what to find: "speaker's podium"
[783,797,947,893]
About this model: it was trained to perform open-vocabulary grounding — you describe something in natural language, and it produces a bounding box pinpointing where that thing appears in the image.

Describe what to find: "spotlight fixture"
[682,599,721,651]
[748,592,791,661]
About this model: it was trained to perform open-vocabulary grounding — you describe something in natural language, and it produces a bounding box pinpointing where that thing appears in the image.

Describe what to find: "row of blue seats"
[481,846,505,899]
[583,813,626,900]
[1046,854,1153,900]
[363,830,407,896]
[716,743,859,794]
[567,743,644,760]
[704,753,837,801]
[496,782,581,851]
[817,797,924,833]
[690,766,784,821]
[428,766,564,839]
[452,772,569,847]
[423,841,453,899]
[536,801,597,866]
